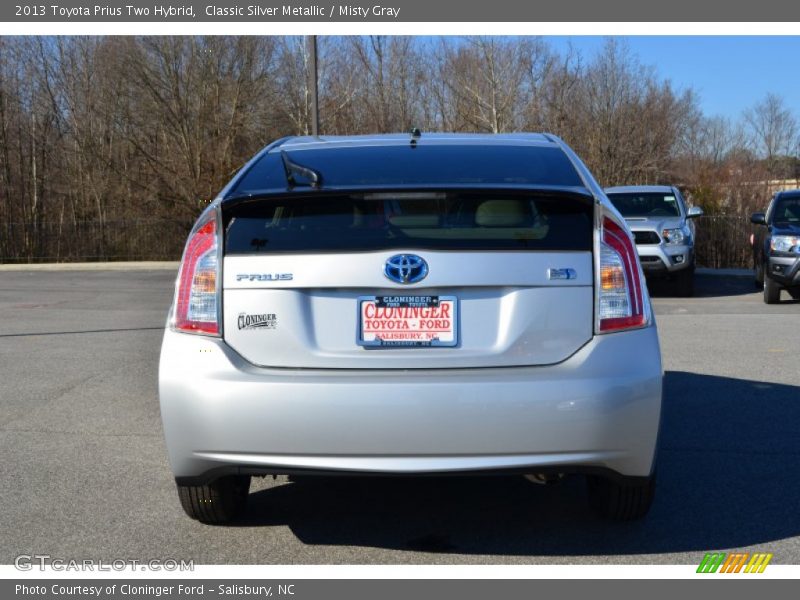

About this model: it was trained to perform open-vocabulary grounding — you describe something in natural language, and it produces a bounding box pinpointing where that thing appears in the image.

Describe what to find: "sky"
[545,36,800,121]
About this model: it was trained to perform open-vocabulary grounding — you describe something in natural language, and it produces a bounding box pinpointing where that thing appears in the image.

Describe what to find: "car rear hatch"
[220,189,595,369]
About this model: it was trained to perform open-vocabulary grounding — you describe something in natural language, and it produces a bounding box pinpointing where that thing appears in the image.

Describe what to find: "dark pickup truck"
[751,189,800,304]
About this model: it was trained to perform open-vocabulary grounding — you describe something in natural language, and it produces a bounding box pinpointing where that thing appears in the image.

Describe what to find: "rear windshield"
[771,197,800,224]
[231,145,583,193]
[606,192,682,218]
[224,192,593,254]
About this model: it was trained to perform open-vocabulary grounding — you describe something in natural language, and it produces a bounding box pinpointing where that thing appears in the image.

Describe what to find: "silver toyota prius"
[159,133,663,523]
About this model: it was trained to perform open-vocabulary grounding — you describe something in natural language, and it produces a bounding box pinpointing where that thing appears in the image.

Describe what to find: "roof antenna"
[410,127,421,148]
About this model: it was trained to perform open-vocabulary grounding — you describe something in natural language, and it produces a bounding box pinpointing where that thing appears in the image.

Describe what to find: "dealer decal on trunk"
[237,313,278,331]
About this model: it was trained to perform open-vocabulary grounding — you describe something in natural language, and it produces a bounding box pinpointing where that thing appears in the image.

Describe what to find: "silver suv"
[604,185,703,296]
[159,133,663,523]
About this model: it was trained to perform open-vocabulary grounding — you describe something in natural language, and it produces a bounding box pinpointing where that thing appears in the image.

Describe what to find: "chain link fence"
[0,215,757,269]
[693,215,756,270]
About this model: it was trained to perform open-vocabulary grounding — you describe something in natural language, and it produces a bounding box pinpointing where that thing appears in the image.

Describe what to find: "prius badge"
[236,273,293,282]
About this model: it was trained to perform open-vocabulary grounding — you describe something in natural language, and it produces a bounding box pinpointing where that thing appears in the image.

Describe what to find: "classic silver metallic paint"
[159,133,662,490]
[159,322,661,478]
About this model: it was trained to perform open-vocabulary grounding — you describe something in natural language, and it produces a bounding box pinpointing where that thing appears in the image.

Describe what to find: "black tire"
[587,473,656,521]
[177,475,251,524]
[763,276,781,304]
[789,288,800,301]
[673,267,694,297]
[754,261,764,288]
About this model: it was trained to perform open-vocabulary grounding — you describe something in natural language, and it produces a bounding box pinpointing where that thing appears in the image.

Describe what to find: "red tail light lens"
[597,216,648,333]
[173,213,220,335]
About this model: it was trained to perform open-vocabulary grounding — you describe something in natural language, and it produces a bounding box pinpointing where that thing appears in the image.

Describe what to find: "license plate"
[357,295,458,348]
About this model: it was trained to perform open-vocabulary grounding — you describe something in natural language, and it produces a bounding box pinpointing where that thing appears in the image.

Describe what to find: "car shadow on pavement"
[648,274,758,299]
[238,371,800,558]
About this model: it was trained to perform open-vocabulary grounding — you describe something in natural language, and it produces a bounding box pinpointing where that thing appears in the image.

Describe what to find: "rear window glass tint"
[231,144,583,193]
[224,192,593,254]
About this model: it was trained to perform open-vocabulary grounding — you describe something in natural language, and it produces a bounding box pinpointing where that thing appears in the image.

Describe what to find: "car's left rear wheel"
[586,472,656,521]
[177,475,251,524]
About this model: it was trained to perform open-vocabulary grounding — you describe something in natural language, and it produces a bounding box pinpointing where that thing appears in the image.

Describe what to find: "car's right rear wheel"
[763,276,781,304]
[177,475,251,524]
[586,473,656,521]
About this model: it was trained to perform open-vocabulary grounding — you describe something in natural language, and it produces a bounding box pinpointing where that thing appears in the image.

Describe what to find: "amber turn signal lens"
[600,265,625,290]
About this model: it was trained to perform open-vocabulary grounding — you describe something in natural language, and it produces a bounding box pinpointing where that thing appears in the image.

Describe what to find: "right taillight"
[597,216,649,333]
[172,210,220,336]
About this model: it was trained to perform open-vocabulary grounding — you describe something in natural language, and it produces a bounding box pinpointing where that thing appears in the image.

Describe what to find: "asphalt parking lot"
[1,268,798,565]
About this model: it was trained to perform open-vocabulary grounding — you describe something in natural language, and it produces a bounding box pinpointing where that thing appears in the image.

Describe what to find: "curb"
[0,261,180,272]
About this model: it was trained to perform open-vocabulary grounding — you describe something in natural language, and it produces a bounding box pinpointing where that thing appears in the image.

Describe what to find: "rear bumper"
[159,325,663,482]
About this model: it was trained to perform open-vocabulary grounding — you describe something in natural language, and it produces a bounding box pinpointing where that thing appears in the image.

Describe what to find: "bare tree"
[345,36,424,133]
[437,37,533,133]
[553,39,698,186]
[118,36,280,215]
[743,93,798,175]
[0,35,797,268]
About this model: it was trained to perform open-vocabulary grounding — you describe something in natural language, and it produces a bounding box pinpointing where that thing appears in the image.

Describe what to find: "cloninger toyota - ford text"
[159,133,663,523]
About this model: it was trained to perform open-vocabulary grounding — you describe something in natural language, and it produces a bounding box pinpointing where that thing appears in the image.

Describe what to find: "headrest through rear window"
[474,199,528,227]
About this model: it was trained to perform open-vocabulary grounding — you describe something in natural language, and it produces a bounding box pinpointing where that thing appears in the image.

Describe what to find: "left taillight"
[172,211,220,336]
[596,215,650,333]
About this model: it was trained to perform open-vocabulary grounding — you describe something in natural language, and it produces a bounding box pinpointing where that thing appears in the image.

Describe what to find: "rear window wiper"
[281,150,323,189]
